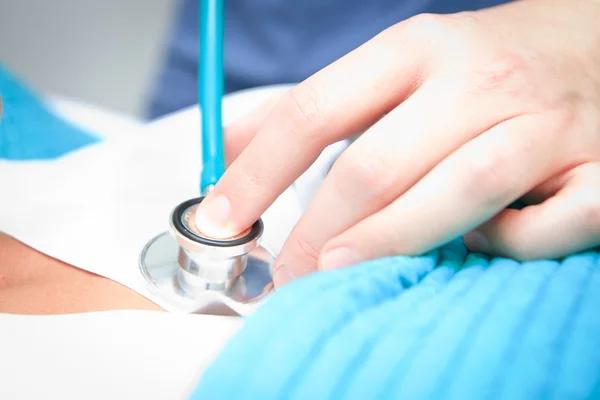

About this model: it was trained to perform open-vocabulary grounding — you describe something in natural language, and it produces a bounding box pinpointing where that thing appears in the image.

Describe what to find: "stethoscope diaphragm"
[139,197,275,315]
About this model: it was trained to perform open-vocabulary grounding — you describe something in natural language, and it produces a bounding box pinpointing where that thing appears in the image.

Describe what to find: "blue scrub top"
[147,0,512,119]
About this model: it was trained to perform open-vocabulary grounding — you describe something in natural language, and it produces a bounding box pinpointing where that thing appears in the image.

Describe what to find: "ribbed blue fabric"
[191,241,600,399]
[0,65,99,160]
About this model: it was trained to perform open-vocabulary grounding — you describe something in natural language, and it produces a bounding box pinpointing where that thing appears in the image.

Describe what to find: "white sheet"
[0,311,242,399]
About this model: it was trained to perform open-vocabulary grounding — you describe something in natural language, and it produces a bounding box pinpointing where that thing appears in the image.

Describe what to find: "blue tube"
[199,0,225,193]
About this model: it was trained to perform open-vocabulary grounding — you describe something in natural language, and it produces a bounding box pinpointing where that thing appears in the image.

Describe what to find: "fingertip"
[463,230,491,253]
[194,194,235,239]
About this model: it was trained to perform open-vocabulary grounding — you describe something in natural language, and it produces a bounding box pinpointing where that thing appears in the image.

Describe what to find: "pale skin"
[196,0,600,287]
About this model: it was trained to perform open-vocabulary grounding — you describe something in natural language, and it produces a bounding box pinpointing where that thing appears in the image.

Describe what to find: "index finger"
[196,19,436,237]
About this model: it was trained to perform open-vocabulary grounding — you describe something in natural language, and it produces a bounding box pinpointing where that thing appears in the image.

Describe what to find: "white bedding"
[0,311,242,399]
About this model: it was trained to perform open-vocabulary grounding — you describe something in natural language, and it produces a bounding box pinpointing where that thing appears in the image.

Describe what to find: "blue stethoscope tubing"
[199,0,225,194]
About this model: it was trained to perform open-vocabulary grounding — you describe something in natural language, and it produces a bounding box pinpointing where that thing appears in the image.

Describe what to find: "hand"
[198,0,600,287]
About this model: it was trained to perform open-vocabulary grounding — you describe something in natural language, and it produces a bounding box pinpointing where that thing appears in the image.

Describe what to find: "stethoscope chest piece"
[139,197,275,314]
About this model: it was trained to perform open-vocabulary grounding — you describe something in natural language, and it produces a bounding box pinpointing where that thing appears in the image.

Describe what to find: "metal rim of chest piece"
[139,197,275,314]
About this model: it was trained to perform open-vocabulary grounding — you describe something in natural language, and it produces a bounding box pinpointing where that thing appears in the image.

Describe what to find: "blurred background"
[0,0,178,118]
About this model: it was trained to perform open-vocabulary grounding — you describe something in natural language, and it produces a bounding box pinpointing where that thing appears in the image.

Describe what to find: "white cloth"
[0,311,242,400]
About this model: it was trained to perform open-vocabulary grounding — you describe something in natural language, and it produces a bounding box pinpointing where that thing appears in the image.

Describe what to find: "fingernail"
[273,264,296,287]
[319,247,360,270]
[195,194,231,238]
[463,230,490,252]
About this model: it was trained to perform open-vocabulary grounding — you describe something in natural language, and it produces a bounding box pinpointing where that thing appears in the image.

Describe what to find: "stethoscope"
[139,0,275,314]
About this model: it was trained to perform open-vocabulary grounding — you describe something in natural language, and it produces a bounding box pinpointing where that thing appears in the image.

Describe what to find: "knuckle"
[396,13,454,41]
[391,12,476,64]
[282,83,327,138]
[235,157,268,194]
[243,164,264,189]
[452,10,480,23]
[293,235,321,266]
[332,149,396,198]
[390,13,469,55]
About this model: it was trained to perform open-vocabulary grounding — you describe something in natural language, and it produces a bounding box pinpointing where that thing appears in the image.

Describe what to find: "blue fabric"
[191,241,600,399]
[147,0,513,119]
[0,65,99,160]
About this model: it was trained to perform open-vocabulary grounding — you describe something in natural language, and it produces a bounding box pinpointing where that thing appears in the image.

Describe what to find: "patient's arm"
[0,233,161,315]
